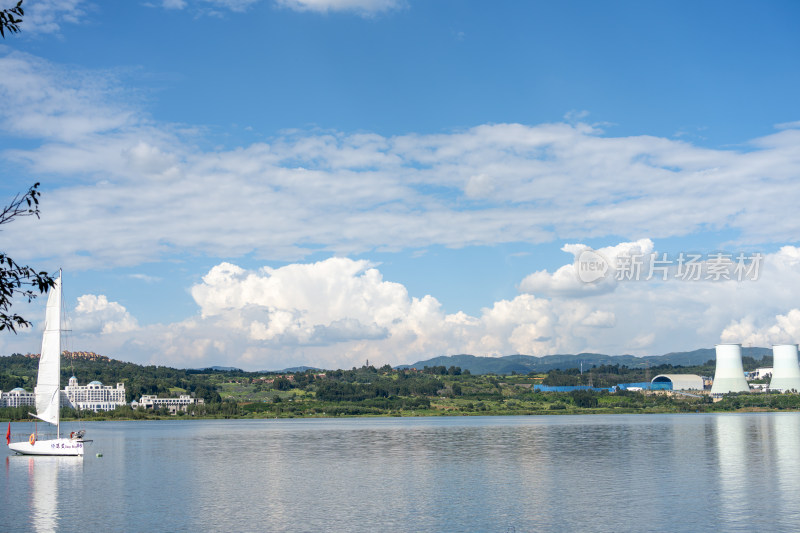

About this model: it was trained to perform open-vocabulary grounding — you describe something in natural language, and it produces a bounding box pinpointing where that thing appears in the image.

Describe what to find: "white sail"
[9,272,86,456]
[33,274,61,427]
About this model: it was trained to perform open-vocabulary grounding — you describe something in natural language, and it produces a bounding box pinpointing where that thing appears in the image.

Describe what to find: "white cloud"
[28,258,600,369]
[629,332,656,350]
[4,112,799,272]
[721,309,800,347]
[563,109,590,123]
[3,52,800,275]
[148,0,401,15]
[275,0,403,16]
[136,259,620,368]
[191,258,413,345]
[71,294,139,334]
[581,310,616,328]
[775,120,800,130]
[0,52,138,142]
[20,0,86,34]
[130,273,162,283]
[202,0,260,12]
[514,243,800,357]
[2,242,799,370]
[464,173,495,199]
[2,50,800,369]
[519,239,654,298]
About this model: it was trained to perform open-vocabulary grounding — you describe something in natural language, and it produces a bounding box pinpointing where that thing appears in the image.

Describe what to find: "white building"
[749,367,773,380]
[63,376,127,412]
[0,388,36,408]
[135,394,204,414]
[651,374,705,390]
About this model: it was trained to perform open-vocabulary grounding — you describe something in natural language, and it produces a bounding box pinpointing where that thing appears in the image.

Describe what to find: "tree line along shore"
[2,353,799,421]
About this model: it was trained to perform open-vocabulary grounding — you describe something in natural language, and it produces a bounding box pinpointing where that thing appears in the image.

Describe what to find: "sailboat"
[7,272,87,456]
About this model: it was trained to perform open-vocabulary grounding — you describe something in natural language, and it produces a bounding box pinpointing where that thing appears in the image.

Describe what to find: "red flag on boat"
[5,422,9,445]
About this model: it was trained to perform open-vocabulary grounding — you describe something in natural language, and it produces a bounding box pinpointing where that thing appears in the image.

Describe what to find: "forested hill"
[0,347,774,399]
[0,353,222,403]
[0,349,782,420]
[399,347,773,375]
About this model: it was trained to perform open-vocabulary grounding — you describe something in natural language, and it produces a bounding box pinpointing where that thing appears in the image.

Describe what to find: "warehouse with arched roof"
[650,374,704,391]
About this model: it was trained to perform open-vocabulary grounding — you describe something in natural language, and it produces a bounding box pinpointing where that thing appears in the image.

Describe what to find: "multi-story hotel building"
[0,388,36,407]
[134,394,204,414]
[1,378,126,412]
[63,376,127,412]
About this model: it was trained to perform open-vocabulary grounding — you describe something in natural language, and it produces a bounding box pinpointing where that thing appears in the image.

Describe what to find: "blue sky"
[1,0,799,370]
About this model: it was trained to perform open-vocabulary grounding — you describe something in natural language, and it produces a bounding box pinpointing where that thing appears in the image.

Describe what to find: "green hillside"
[400,348,773,375]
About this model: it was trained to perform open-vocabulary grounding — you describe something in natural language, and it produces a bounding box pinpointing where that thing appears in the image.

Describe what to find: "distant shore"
[3,353,796,423]
[3,403,794,424]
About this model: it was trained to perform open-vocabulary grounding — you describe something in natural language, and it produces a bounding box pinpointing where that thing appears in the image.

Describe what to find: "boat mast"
[57,269,61,439]
[32,270,63,439]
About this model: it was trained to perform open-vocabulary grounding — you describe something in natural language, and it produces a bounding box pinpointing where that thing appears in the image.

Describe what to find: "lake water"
[3,413,800,532]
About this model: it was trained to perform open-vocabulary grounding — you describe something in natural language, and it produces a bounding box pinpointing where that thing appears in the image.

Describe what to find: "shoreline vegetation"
[2,353,799,422]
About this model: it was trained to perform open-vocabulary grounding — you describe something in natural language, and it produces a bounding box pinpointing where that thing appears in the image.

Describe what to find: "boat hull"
[8,438,86,456]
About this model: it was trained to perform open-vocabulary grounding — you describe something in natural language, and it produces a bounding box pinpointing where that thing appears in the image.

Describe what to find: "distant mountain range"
[271,366,322,373]
[396,347,772,375]
[192,365,244,372]
[189,348,772,375]
[191,365,322,373]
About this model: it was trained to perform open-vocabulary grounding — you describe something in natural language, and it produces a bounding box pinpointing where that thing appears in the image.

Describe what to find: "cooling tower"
[710,344,750,394]
[769,344,800,392]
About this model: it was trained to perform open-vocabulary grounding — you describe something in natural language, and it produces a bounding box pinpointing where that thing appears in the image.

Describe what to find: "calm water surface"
[2,413,800,532]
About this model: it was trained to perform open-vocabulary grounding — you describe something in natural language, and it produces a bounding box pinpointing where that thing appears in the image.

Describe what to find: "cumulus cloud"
[164,258,627,368]
[519,239,654,297]
[190,258,408,326]
[55,258,613,369]
[513,243,800,357]
[721,309,800,347]
[581,310,616,328]
[71,294,139,334]
[2,242,798,370]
